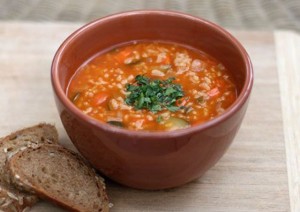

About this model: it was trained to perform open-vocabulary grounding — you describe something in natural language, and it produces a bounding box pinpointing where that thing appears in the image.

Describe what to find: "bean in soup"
[67,41,237,131]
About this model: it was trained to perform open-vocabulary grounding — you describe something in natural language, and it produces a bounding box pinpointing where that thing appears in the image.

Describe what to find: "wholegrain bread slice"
[0,123,58,179]
[6,144,109,212]
[0,185,37,212]
[0,123,58,211]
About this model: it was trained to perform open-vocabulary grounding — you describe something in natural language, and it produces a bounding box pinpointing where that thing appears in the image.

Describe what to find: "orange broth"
[67,41,237,131]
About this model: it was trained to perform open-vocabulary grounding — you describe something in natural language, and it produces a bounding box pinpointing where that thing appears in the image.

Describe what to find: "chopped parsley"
[125,75,184,112]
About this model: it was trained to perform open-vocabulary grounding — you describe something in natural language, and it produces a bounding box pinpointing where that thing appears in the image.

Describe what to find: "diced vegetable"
[107,121,124,128]
[71,92,81,103]
[207,88,219,97]
[108,99,119,110]
[156,115,163,123]
[91,93,109,106]
[191,59,202,72]
[197,96,204,103]
[164,117,190,130]
[124,58,141,65]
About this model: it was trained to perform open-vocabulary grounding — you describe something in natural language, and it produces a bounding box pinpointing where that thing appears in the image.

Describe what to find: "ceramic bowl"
[51,10,253,189]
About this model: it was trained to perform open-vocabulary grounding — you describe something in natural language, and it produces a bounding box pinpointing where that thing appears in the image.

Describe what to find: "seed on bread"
[0,185,38,212]
[6,144,109,212]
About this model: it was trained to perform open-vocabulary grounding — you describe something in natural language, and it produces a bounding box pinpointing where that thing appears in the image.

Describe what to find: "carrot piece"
[92,93,109,106]
[207,88,220,97]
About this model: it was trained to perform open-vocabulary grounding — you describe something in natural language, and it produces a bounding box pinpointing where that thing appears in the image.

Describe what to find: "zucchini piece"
[164,117,190,130]
[107,121,124,128]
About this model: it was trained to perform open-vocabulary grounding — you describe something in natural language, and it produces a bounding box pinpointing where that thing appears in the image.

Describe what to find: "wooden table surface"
[0,22,299,212]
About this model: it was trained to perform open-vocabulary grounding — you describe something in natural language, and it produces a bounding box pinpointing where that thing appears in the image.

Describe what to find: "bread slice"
[0,123,58,179]
[0,123,58,211]
[6,144,109,212]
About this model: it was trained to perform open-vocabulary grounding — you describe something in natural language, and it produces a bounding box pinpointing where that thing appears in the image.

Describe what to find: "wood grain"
[275,31,300,212]
[0,22,291,211]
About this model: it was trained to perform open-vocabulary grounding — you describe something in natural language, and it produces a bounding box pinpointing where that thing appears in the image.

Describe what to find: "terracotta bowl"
[51,10,253,190]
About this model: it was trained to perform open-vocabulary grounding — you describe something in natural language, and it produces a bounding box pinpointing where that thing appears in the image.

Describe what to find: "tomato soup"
[67,41,237,131]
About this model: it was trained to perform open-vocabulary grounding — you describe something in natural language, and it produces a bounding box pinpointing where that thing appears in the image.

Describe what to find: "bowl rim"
[51,10,253,138]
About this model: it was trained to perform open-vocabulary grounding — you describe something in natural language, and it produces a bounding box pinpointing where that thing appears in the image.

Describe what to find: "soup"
[67,41,237,131]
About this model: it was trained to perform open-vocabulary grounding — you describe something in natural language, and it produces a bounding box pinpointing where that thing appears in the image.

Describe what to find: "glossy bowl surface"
[51,10,253,189]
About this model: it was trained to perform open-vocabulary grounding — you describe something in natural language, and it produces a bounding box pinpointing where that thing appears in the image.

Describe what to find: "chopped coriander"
[125,75,184,112]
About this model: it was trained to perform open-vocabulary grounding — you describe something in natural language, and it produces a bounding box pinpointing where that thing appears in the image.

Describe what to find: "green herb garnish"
[125,75,184,112]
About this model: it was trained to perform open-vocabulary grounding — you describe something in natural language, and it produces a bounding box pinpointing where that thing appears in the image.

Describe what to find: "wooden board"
[0,22,298,212]
[275,31,300,212]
